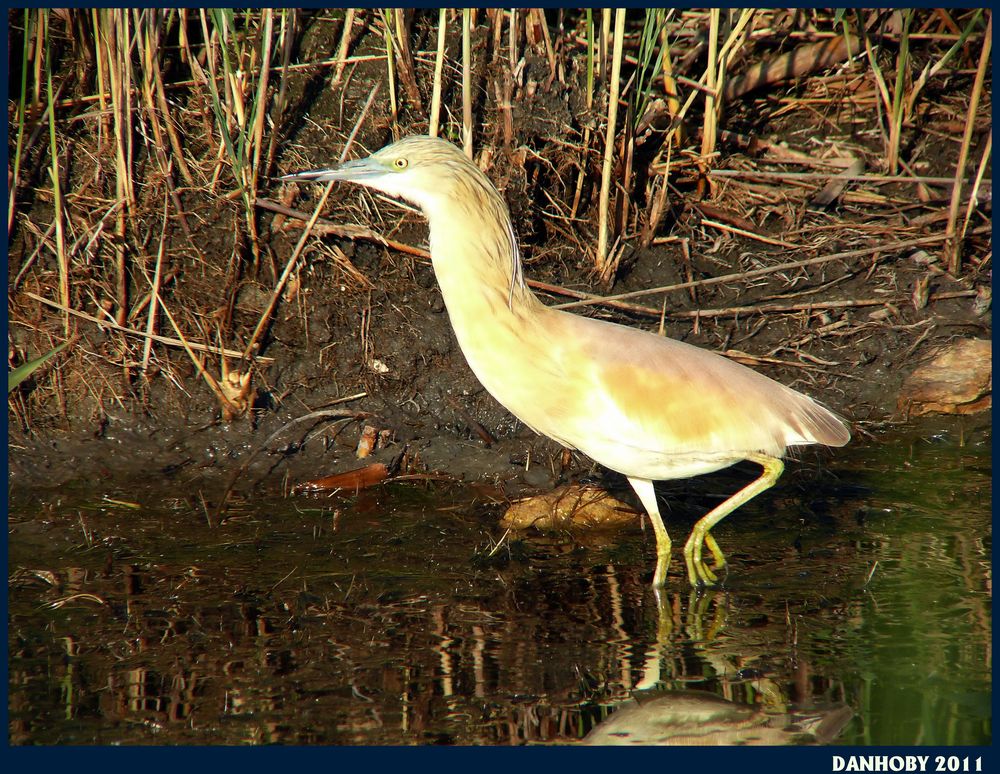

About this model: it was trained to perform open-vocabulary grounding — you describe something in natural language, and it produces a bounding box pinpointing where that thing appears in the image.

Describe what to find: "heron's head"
[283,135,491,213]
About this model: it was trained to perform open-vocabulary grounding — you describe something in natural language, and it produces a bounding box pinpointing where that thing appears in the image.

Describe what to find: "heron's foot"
[683,530,726,587]
[704,532,728,572]
[686,556,718,587]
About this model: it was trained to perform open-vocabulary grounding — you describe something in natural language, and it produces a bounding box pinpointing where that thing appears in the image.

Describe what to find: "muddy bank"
[7,334,991,509]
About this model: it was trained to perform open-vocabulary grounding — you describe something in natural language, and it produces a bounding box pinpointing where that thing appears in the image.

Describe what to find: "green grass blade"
[9,342,69,393]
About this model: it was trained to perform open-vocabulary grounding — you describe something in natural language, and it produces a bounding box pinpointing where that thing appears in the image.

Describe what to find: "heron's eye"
[394,158,408,170]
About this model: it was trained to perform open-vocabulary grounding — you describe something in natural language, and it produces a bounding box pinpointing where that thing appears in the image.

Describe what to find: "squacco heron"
[284,136,850,588]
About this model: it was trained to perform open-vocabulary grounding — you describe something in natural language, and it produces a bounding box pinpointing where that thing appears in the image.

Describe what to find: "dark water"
[8,426,991,745]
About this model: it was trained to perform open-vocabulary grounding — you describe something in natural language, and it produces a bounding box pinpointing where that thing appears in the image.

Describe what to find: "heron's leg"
[683,454,784,587]
[628,477,672,590]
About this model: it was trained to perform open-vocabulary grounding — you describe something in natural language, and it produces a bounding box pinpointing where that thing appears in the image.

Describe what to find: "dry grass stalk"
[332,9,358,86]
[857,13,895,163]
[43,13,70,336]
[904,9,983,116]
[598,9,611,82]
[260,200,429,260]
[264,10,296,177]
[493,12,515,150]
[392,9,423,111]
[568,11,596,220]
[462,9,473,158]
[660,22,681,145]
[508,8,518,75]
[641,139,673,246]
[557,234,951,312]
[700,9,721,163]
[710,169,988,190]
[148,14,195,185]
[670,290,977,321]
[886,10,914,174]
[700,9,755,165]
[429,8,447,138]
[153,288,247,420]
[595,8,626,283]
[380,11,398,124]
[25,292,269,363]
[944,12,991,274]
[8,10,30,235]
[138,12,196,256]
[141,197,169,375]
[110,13,133,331]
[527,8,557,86]
[248,9,274,198]
[960,132,992,244]
[699,218,800,248]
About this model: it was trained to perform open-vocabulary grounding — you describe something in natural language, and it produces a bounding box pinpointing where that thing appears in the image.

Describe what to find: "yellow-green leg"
[683,454,785,587]
[628,477,672,588]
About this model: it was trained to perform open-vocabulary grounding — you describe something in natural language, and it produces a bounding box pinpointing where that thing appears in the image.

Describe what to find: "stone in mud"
[897,338,991,416]
[500,483,638,531]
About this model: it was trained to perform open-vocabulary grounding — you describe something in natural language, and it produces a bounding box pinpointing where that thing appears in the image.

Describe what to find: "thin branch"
[23,292,272,362]
[555,235,951,311]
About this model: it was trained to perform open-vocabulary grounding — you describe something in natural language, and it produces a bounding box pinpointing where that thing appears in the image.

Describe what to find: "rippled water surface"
[8,426,990,745]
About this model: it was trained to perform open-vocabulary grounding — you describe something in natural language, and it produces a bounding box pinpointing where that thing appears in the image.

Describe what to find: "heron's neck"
[422,198,541,325]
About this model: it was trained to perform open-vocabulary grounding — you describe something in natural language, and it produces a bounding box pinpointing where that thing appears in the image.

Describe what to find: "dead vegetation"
[7,9,992,439]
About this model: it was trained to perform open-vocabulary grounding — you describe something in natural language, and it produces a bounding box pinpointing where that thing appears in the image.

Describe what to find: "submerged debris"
[583,690,854,746]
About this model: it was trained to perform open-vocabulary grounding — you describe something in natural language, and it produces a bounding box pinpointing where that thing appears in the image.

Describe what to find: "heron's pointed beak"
[280,157,385,183]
